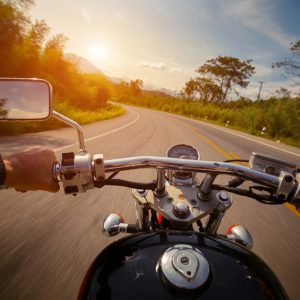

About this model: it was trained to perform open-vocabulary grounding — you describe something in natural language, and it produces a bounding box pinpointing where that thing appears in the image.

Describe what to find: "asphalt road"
[0,105,299,300]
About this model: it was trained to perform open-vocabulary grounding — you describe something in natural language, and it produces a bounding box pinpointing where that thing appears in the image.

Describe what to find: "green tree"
[196,56,255,101]
[275,87,291,99]
[195,77,223,103]
[181,79,198,100]
[130,79,143,97]
[29,19,50,49]
[272,40,300,85]
[0,0,31,76]
[0,98,8,118]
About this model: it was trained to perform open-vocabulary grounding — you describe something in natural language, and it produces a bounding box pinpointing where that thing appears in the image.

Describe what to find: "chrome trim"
[159,244,210,290]
[155,169,166,196]
[226,225,253,249]
[205,212,224,235]
[52,111,86,152]
[102,213,123,236]
[104,156,279,189]
[135,202,150,231]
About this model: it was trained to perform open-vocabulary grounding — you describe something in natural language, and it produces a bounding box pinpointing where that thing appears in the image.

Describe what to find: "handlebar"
[103,156,280,189]
[54,152,299,208]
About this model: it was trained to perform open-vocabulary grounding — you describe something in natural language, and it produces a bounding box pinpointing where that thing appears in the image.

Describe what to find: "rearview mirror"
[0,78,52,120]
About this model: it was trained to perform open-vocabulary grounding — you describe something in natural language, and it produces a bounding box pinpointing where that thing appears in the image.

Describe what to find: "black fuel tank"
[78,231,287,300]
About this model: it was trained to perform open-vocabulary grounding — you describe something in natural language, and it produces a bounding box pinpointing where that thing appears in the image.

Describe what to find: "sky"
[30,0,300,99]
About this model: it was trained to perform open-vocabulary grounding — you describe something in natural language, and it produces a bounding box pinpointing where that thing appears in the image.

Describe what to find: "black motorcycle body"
[79,231,287,300]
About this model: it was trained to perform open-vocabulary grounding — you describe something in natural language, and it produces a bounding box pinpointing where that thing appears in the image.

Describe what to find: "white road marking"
[170,114,300,158]
[53,111,140,153]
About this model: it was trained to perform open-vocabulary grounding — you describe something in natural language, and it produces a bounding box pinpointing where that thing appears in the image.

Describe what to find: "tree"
[0,0,30,76]
[196,56,255,101]
[181,79,198,100]
[0,98,8,118]
[272,40,300,85]
[275,87,291,99]
[29,19,50,49]
[130,79,143,97]
[195,77,223,103]
[181,77,223,103]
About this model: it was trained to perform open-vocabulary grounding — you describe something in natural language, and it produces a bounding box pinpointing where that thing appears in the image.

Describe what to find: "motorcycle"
[1,78,299,300]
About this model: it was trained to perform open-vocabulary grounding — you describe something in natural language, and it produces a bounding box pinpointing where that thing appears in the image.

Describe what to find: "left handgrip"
[52,152,105,194]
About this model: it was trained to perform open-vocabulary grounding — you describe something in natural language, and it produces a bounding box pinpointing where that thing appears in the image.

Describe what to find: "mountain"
[65,53,178,96]
[65,53,104,75]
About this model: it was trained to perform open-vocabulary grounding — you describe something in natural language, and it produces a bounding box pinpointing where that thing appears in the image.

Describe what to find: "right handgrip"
[289,173,300,212]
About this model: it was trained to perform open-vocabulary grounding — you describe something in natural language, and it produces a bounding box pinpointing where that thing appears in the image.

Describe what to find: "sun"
[87,42,109,63]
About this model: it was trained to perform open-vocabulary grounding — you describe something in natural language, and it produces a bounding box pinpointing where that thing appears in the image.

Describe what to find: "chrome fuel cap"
[159,244,210,290]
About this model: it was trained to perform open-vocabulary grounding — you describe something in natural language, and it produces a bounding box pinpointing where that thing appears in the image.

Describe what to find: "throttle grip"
[289,173,300,212]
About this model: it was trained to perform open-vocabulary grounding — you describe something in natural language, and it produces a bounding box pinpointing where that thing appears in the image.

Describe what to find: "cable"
[94,179,157,190]
[223,159,249,163]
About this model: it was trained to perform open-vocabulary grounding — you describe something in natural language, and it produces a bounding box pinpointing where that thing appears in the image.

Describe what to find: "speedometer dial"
[167,144,200,160]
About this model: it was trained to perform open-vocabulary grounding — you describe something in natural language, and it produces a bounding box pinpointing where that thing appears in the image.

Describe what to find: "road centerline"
[174,119,233,160]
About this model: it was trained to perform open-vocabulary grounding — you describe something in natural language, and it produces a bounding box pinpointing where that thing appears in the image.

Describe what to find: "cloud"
[81,7,92,25]
[138,61,168,70]
[115,11,125,20]
[137,61,182,73]
[223,0,296,48]
[237,78,299,99]
[254,63,273,77]
[170,67,182,74]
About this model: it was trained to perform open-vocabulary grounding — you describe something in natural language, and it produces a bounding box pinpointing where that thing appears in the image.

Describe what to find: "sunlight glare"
[87,42,109,63]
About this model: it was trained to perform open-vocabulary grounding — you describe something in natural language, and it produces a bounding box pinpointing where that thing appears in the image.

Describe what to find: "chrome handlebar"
[53,154,299,208]
[103,156,280,189]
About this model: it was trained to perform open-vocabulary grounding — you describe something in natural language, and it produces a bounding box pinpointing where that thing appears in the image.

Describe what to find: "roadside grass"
[114,96,300,149]
[0,102,124,136]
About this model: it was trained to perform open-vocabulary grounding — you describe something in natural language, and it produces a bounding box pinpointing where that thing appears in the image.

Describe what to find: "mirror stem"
[52,111,87,152]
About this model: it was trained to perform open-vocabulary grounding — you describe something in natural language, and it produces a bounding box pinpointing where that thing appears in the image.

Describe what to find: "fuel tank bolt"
[173,202,190,218]
[218,191,230,201]
[190,199,197,206]
[167,197,174,203]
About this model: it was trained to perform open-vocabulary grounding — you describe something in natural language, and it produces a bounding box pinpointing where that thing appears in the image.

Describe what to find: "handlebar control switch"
[59,152,94,194]
[249,152,297,176]
[93,154,105,181]
[275,171,295,201]
[289,173,300,212]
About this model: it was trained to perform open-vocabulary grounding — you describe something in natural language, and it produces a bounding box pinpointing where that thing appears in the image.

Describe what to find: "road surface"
[0,105,299,299]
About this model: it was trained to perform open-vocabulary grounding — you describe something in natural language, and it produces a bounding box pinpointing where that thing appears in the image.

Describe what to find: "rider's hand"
[4,148,60,193]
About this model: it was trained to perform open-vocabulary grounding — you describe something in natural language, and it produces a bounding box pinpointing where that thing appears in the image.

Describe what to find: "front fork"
[103,186,253,249]
[135,202,150,231]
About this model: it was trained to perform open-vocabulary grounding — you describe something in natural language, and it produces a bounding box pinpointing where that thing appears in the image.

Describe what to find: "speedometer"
[166,144,200,184]
[167,144,200,160]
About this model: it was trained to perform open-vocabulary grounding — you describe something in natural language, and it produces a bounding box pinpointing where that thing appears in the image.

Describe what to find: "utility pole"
[257,81,265,100]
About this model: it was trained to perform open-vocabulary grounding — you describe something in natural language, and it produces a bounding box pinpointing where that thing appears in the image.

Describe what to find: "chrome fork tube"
[205,212,224,235]
[135,202,150,231]
[155,169,166,196]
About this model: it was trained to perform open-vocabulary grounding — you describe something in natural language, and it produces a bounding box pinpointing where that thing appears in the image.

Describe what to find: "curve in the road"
[53,110,140,153]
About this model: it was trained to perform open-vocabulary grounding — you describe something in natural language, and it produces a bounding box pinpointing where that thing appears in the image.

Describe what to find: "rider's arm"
[1,148,59,193]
